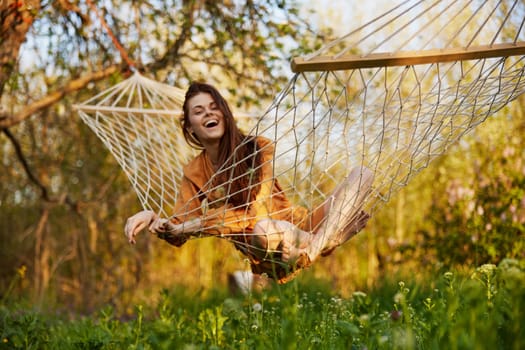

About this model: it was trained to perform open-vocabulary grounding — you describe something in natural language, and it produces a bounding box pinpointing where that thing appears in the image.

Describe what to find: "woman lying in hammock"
[124,82,373,283]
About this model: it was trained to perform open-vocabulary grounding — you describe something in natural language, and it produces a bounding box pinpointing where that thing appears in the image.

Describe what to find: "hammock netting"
[75,0,525,263]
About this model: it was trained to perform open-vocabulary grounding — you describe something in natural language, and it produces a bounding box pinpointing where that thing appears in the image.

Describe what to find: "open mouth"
[204,120,219,128]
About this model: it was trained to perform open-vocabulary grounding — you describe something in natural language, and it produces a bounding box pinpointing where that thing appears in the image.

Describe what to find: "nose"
[204,106,215,116]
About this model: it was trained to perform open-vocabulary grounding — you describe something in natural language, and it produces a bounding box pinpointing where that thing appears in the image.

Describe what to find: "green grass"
[1,259,524,349]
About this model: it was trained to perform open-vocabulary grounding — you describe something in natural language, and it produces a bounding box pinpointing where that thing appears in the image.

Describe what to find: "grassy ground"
[1,259,524,349]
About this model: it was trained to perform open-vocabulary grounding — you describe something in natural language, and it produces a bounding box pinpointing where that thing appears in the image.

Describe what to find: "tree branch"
[2,127,51,201]
[0,65,122,129]
[2,125,119,212]
[0,0,41,96]
[147,2,197,72]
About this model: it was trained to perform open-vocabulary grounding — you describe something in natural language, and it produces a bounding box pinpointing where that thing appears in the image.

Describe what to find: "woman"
[125,82,373,283]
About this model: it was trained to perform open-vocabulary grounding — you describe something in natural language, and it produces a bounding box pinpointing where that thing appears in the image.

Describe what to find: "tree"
[0,0,327,311]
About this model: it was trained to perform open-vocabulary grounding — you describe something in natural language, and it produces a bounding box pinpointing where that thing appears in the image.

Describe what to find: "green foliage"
[416,110,525,268]
[1,261,524,349]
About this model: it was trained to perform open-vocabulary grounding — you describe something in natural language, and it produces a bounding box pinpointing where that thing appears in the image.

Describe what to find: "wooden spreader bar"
[291,42,525,72]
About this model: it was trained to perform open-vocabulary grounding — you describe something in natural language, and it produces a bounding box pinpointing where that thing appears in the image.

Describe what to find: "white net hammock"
[75,0,525,276]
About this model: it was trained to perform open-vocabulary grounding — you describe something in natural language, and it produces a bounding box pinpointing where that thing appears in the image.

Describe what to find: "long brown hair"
[181,82,262,207]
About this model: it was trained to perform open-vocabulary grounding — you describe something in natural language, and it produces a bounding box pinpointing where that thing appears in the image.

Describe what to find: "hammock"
[74,0,525,269]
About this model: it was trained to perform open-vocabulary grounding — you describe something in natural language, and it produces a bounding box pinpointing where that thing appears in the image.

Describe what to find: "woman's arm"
[167,178,255,238]
[124,210,157,244]
[124,210,201,246]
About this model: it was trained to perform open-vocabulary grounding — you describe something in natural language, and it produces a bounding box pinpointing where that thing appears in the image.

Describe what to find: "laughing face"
[186,92,225,146]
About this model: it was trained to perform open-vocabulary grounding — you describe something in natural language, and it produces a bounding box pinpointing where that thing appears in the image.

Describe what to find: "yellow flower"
[17,265,26,279]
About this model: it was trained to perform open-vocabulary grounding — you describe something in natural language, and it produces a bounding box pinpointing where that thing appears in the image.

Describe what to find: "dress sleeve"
[165,176,256,244]
[198,202,256,235]
[159,176,201,247]
[170,177,203,225]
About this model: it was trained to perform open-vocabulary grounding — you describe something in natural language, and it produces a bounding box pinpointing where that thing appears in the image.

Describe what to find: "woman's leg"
[307,166,374,259]
[250,166,374,265]
[251,219,313,263]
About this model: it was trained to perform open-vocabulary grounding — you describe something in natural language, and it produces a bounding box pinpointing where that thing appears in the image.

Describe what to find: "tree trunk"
[0,0,41,96]
[33,208,49,304]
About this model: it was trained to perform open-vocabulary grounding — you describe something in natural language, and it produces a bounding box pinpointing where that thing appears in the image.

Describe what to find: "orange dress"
[159,137,324,283]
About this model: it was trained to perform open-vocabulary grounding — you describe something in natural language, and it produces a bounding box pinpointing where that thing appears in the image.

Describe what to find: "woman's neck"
[204,143,220,169]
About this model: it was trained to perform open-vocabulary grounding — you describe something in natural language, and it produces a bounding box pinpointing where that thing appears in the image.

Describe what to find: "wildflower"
[352,291,367,299]
[477,264,497,276]
[252,303,262,312]
[443,271,453,280]
[390,310,402,321]
[359,314,370,324]
[331,296,342,304]
[393,292,405,304]
[424,297,434,311]
[17,265,26,279]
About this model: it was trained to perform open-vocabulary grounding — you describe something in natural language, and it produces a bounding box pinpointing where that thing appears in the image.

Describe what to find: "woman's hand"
[125,210,182,244]
[148,217,178,234]
[124,210,157,244]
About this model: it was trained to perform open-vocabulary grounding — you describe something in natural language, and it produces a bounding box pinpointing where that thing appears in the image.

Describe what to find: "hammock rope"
[74,0,525,271]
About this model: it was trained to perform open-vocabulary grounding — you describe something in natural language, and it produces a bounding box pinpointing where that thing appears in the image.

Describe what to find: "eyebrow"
[191,101,217,110]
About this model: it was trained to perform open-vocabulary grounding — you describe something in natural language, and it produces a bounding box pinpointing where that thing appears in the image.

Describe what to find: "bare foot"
[281,226,310,264]
[342,210,370,237]
[281,239,302,263]
[321,210,370,256]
